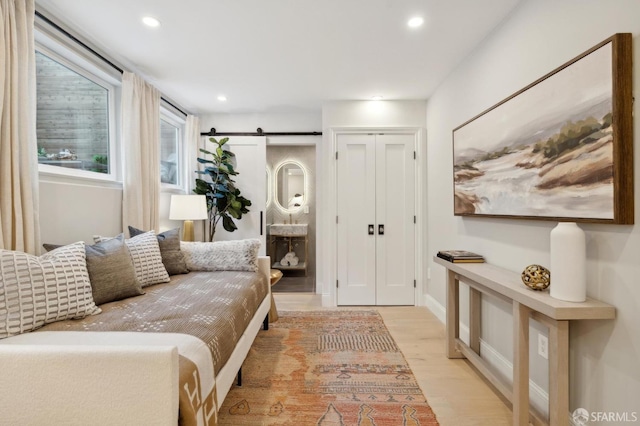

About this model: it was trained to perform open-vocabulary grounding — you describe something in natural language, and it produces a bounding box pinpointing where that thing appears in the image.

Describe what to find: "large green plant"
[194,137,252,241]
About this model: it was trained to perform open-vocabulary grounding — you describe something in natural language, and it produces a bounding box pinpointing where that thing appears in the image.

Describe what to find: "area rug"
[217,310,439,425]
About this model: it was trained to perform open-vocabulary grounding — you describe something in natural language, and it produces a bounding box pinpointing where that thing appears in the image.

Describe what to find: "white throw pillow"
[0,242,101,339]
[180,239,260,272]
[94,231,170,288]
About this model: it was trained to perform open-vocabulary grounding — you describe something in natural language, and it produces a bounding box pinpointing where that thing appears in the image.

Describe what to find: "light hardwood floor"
[274,293,514,426]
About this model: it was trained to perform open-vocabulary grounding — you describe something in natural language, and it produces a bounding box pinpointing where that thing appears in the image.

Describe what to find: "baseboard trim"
[424,294,446,323]
[424,293,549,417]
[321,292,333,307]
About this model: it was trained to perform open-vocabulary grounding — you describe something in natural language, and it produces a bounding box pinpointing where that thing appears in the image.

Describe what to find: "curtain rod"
[201,128,322,137]
[35,10,188,117]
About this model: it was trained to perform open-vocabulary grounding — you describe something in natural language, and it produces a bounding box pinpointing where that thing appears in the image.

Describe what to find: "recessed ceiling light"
[217,95,227,102]
[371,95,383,101]
[407,16,424,28]
[142,16,160,27]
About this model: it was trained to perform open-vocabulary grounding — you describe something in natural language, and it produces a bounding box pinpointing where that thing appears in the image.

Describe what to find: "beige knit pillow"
[0,242,101,339]
[128,226,189,276]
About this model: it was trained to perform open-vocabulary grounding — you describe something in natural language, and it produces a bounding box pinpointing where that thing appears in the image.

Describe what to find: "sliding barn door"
[336,133,415,306]
[204,136,267,255]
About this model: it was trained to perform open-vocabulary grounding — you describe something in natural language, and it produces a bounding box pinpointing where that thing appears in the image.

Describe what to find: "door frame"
[321,127,427,307]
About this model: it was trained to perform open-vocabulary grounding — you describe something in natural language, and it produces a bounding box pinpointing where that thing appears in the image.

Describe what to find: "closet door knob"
[368,224,374,235]
[378,224,384,235]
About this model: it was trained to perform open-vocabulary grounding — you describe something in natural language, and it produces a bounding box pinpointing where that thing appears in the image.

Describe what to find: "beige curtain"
[121,71,160,232]
[0,0,40,254]
[184,115,200,194]
[185,115,206,240]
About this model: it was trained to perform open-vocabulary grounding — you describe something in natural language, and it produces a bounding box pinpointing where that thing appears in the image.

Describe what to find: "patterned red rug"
[217,310,439,425]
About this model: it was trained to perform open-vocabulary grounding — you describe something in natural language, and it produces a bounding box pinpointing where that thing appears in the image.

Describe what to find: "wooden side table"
[269,269,283,322]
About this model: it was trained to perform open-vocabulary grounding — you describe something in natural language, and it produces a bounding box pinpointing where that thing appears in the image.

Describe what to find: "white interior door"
[336,133,415,306]
[337,134,377,305]
[205,136,267,255]
[375,134,415,305]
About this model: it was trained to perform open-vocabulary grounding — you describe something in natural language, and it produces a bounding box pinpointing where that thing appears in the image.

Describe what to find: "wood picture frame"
[453,33,633,224]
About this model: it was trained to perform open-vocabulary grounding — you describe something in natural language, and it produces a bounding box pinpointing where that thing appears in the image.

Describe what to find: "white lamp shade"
[169,195,208,220]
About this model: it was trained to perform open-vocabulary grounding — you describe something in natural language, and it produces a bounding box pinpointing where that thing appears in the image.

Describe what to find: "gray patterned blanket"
[40,271,269,375]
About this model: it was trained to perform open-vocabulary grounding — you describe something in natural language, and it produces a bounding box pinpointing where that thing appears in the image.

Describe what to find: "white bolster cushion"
[180,239,260,272]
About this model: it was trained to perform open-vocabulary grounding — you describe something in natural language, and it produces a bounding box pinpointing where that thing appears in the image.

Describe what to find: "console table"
[434,256,615,426]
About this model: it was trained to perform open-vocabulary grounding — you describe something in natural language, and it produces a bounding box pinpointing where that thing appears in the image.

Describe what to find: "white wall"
[201,111,321,134]
[426,0,640,420]
[320,101,427,305]
[39,177,186,246]
[39,178,123,245]
[322,101,427,128]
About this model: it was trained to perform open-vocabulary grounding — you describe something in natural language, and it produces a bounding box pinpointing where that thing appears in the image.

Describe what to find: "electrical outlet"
[427,267,431,280]
[538,334,549,359]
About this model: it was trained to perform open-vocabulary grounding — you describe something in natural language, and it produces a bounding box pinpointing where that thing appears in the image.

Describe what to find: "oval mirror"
[275,161,306,212]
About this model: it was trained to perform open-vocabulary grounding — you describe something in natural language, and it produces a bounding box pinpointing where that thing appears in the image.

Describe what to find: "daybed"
[0,233,271,426]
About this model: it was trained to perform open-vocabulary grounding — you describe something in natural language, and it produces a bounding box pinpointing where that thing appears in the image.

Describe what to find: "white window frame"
[160,106,185,191]
[35,29,120,184]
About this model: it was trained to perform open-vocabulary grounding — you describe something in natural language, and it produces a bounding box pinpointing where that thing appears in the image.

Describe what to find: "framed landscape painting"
[453,33,633,224]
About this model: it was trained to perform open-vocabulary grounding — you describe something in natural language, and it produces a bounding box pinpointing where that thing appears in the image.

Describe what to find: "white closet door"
[337,134,377,305]
[206,136,267,255]
[375,134,415,305]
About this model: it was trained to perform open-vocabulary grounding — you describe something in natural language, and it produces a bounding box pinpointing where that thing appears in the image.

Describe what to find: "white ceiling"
[35,0,521,115]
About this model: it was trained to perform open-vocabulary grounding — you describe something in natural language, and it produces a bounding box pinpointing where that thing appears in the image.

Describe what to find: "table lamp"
[169,194,208,241]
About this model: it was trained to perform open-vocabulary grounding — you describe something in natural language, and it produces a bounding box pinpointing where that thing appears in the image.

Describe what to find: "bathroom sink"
[268,224,308,236]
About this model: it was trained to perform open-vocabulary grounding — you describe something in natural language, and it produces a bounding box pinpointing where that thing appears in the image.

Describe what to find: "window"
[35,50,115,178]
[160,110,184,188]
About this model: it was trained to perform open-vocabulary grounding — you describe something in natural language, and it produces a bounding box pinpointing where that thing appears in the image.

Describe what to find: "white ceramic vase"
[549,222,586,302]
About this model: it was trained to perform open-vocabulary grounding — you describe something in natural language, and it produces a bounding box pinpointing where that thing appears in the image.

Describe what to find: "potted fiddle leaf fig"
[194,137,252,241]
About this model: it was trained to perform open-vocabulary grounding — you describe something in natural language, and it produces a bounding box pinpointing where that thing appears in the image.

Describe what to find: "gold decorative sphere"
[521,264,550,291]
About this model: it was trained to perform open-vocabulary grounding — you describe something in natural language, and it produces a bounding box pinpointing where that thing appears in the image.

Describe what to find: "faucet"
[289,213,292,224]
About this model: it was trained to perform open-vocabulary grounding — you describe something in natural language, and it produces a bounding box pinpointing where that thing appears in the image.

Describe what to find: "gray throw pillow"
[43,235,144,305]
[128,226,189,275]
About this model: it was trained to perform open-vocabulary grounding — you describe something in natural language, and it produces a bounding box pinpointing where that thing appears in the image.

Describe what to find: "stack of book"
[437,250,485,263]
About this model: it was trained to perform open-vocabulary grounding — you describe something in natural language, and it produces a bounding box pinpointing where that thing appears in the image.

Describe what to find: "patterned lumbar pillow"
[94,231,170,288]
[128,226,189,276]
[180,239,260,272]
[0,242,101,339]
[43,234,144,305]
